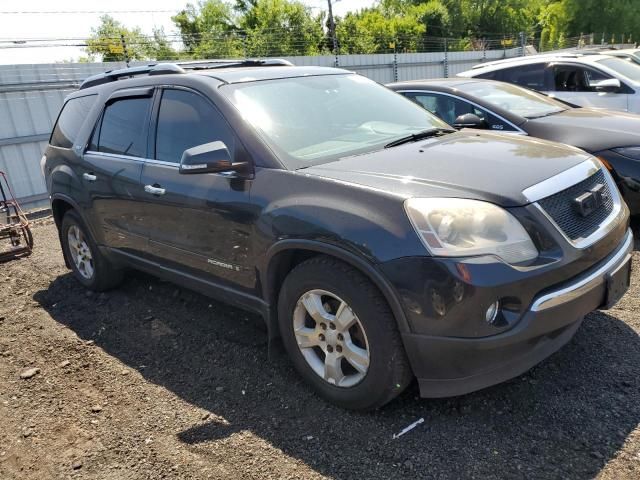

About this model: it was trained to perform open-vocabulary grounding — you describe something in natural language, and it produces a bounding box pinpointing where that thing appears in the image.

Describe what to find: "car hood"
[525,108,640,152]
[303,131,591,207]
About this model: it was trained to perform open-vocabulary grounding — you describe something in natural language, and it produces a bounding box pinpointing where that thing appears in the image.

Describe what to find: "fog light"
[485,301,500,325]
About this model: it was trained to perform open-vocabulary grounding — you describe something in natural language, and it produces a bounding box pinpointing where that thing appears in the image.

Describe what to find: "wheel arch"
[51,194,89,269]
[51,194,79,227]
[262,240,411,340]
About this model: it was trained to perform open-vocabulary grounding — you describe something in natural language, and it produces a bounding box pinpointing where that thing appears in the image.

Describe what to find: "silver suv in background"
[459,53,640,113]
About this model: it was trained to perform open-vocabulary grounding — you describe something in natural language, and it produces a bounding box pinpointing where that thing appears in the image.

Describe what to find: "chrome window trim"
[524,158,624,249]
[84,150,147,162]
[530,228,633,311]
[396,89,527,134]
[142,158,179,168]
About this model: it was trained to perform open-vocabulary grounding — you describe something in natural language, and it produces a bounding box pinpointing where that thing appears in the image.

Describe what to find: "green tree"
[86,15,150,61]
[336,3,432,54]
[239,0,325,56]
[173,0,325,58]
[144,28,180,60]
[172,1,242,58]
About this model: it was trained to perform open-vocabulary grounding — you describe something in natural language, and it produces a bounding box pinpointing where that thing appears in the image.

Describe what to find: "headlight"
[404,198,538,264]
[612,147,640,160]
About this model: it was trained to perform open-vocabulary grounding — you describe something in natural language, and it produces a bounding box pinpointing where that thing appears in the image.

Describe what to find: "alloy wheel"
[67,225,94,280]
[293,289,370,387]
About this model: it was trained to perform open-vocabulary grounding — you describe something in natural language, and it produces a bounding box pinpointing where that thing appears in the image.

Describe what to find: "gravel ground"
[1,220,640,479]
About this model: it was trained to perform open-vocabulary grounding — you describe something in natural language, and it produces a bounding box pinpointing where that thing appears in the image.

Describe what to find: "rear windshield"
[50,94,97,148]
[222,74,449,169]
[455,81,566,119]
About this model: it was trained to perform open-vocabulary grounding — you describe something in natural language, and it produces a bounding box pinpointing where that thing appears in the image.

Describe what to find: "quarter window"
[50,95,97,148]
[96,97,151,157]
[155,89,234,163]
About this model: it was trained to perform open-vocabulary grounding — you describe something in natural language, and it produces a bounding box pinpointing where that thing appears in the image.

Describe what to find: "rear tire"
[60,210,123,291]
[278,255,412,410]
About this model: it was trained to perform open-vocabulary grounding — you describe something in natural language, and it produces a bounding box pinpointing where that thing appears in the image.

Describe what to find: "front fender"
[261,239,412,335]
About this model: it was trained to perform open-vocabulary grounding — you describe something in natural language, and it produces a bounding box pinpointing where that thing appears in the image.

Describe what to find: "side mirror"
[589,78,621,92]
[179,141,247,175]
[453,113,487,130]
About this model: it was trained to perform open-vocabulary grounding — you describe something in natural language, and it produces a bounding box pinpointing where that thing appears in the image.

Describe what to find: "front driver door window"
[140,88,256,289]
[404,92,516,132]
[551,63,628,111]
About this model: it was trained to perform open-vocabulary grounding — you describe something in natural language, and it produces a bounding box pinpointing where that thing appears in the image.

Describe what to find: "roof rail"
[470,52,590,70]
[177,58,294,69]
[80,63,185,90]
[79,58,295,90]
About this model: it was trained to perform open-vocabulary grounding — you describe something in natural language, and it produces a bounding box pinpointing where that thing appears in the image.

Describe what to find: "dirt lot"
[1,220,640,479]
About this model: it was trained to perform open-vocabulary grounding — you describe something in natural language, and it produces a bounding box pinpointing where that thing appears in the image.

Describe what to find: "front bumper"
[398,228,633,398]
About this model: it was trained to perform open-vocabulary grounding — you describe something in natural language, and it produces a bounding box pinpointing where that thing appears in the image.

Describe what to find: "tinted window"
[155,89,234,163]
[404,92,516,131]
[98,97,151,157]
[50,95,97,148]
[553,64,610,92]
[501,63,547,89]
[476,70,498,80]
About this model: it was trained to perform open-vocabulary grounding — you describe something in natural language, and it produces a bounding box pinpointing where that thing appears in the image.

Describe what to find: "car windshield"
[454,81,566,119]
[595,56,640,81]
[222,74,449,168]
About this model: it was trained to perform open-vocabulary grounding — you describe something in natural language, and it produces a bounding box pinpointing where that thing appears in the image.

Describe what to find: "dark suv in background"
[43,60,632,409]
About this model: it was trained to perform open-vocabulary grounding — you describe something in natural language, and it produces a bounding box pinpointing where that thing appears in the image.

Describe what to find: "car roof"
[200,66,352,84]
[79,60,353,90]
[459,52,621,76]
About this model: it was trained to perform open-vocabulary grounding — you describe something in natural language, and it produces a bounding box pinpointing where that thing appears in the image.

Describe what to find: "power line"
[0,10,177,15]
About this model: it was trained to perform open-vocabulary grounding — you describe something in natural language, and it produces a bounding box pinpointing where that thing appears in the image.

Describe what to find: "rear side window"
[96,97,152,158]
[50,95,97,148]
[476,70,498,80]
[500,63,547,89]
[154,89,234,163]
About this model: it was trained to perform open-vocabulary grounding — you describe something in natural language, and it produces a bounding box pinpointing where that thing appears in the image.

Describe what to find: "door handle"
[144,184,166,196]
[83,172,97,182]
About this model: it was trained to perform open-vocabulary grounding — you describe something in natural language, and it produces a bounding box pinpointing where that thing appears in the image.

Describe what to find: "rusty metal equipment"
[0,171,33,261]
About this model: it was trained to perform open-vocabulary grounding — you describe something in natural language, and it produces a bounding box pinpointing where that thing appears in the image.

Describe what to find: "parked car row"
[388,77,640,214]
[43,58,633,410]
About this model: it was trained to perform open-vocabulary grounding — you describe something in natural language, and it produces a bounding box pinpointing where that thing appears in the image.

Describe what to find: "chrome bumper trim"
[531,228,633,312]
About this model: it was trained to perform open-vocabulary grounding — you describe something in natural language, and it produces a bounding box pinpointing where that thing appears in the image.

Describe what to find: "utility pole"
[327,0,338,55]
[120,33,130,68]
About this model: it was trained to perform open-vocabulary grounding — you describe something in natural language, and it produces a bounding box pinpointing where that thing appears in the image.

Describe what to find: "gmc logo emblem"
[573,183,607,217]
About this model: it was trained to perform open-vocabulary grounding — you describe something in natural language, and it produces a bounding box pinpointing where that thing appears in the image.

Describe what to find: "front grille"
[538,169,615,241]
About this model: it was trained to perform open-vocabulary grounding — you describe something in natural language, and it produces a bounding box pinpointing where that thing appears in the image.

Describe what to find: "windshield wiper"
[384,127,455,149]
[525,109,566,119]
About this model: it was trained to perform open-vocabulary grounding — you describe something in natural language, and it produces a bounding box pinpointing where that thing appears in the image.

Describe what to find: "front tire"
[278,255,412,410]
[60,210,123,291]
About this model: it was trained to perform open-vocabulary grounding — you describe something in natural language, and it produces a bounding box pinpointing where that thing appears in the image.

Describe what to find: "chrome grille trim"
[522,158,600,203]
[523,158,624,250]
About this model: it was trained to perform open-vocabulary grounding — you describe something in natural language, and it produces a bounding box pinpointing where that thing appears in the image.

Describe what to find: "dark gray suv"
[43,60,633,409]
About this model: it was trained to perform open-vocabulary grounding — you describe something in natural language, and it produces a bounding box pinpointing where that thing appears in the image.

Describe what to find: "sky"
[0,0,377,64]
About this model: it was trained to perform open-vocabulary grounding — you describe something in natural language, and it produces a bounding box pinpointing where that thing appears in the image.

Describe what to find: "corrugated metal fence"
[0,48,521,207]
